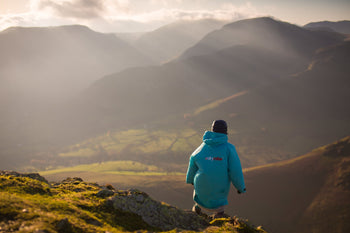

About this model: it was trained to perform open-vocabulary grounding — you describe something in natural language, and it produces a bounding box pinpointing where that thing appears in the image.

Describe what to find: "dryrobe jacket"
[186,131,246,209]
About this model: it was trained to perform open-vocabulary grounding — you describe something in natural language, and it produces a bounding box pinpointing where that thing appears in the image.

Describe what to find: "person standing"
[186,120,246,217]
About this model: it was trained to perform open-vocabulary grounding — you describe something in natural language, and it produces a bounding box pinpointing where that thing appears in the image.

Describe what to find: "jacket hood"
[203,131,228,146]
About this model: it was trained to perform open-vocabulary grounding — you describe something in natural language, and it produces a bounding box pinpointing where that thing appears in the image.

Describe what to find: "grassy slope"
[0,176,155,232]
[0,173,266,233]
[40,160,183,176]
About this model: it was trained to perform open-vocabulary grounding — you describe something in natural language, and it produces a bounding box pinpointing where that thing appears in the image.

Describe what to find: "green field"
[41,160,185,176]
[58,128,200,158]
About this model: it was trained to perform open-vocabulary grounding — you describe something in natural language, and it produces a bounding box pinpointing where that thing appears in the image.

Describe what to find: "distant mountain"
[304,20,350,34]
[0,25,152,102]
[82,45,308,134]
[133,19,227,64]
[1,17,348,172]
[179,17,345,60]
[79,18,346,164]
[0,25,152,169]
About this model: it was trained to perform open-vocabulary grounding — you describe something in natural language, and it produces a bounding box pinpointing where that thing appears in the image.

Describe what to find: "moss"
[0,173,266,233]
[0,176,51,195]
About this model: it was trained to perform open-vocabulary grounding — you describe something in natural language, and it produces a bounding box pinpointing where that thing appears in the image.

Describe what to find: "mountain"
[0,25,153,169]
[75,17,347,169]
[133,19,227,64]
[85,17,344,126]
[179,17,345,60]
[1,17,348,172]
[0,171,267,232]
[0,25,152,102]
[304,20,350,34]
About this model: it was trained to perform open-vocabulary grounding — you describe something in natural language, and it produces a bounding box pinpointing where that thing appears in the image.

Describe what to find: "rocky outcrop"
[0,170,48,183]
[109,189,208,231]
[0,171,266,232]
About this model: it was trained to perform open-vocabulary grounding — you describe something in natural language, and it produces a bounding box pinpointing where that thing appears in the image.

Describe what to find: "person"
[186,120,246,217]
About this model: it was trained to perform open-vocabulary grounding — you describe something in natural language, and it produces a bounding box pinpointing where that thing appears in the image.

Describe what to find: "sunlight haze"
[0,0,349,32]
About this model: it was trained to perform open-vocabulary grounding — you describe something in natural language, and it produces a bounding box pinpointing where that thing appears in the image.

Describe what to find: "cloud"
[28,0,130,19]
[132,3,259,23]
[0,0,259,32]
[37,0,104,19]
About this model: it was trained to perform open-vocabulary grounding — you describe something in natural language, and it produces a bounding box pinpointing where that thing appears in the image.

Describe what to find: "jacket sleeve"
[186,156,198,184]
[228,144,246,193]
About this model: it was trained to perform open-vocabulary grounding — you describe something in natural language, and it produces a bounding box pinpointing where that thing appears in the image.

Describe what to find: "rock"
[0,170,48,183]
[105,184,115,190]
[62,177,83,183]
[85,217,103,227]
[56,218,73,233]
[111,190,208,231]
[135,194,144,203]
[96,189,115,198]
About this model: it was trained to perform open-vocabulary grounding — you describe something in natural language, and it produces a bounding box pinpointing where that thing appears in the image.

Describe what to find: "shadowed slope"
[229,136,350,233]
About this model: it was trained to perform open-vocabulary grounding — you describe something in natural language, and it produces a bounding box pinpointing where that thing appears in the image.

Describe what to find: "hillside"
[228,136,350,233]
[0,171,266,233]
[133,19,227,64]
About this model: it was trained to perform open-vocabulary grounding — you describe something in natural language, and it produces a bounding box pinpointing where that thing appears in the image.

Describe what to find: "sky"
[0,0,349,32]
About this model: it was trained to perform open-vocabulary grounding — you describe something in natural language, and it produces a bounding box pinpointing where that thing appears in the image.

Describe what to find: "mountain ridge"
[304,20,350,34]
[179,17,345,60]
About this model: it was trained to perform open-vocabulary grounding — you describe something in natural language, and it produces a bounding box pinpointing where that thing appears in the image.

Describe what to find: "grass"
[40,160,185,176]
[0,175,158,232]
[57,128,201,160]
[0,173,267,233]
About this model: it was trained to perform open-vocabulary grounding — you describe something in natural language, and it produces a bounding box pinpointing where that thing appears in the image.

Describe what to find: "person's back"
[186,120,246,216]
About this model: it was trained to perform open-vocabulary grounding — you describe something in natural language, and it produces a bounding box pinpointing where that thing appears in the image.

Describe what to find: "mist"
[0,16,350,233]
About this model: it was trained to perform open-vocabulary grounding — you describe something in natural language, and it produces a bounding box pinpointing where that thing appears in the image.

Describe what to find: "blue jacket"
[186,131,246,209]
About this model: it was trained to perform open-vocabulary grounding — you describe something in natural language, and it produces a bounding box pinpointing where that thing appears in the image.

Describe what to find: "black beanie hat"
[211,120,227,134]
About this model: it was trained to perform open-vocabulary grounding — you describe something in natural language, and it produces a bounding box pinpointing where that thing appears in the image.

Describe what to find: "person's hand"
[237,188,246,194]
